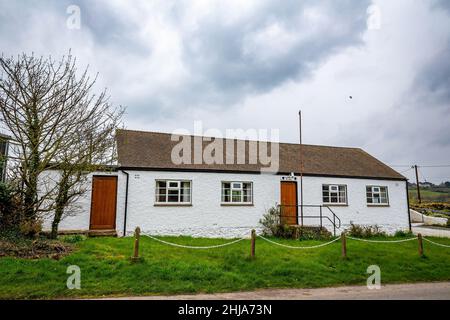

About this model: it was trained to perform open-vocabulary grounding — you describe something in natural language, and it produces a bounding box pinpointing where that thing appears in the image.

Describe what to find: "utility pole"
[299,110,303,226]
[414,165,421,203]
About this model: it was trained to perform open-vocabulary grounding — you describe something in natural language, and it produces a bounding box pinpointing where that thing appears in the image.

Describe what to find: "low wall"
[410,209,448,226]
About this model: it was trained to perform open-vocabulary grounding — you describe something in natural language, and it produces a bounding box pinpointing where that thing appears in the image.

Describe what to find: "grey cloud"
[73,0,151,56]
[412,44,450,105]
[337,39,450,182]
[177,0,371,107]
[0,0,373,121]
[432,0,450,13]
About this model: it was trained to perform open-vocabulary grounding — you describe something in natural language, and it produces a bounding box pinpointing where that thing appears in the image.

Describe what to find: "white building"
[43,129,411,237]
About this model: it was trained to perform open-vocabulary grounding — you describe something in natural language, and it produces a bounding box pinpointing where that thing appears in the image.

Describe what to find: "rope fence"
[346,236,417,243]
[258,234,341,249]
[129,227,450,261]
[423,237,450,248]
[143,234,248,249]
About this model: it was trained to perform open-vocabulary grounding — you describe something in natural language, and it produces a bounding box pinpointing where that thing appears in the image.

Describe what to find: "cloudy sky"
[1,0,449,182]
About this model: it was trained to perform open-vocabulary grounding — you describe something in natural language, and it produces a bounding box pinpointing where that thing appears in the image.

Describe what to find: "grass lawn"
[1,235,450,299]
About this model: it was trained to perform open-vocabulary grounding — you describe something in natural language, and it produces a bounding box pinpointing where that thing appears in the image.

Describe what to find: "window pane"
[232,190,242,202]
[180,188,190,202]
[323,184,346,203]
[157,194,165,202]
[158,181,167,188]
[222,182,230,202]
[223,189,230,202]
[243,184,252,203]
[156,181,167,202]
[168,189,179,202]
[232,182,242,189]
[157,190,167,202]
[168,181,179,188]
[156,180,191,203]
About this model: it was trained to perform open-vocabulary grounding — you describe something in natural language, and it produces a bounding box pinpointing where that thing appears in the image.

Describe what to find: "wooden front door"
[280,181,298,225]
[90,176,117,230]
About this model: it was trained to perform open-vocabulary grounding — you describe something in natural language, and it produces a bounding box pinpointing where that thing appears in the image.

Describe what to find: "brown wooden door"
[280,181,298,225]
[90,176,117,230]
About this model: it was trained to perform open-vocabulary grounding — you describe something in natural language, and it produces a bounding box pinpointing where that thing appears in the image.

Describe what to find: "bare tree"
[50,110,122,238]
[0,52,123,234]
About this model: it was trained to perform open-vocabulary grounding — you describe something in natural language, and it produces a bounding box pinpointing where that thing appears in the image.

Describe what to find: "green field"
[1,235,450,299]
[409,187,450,203]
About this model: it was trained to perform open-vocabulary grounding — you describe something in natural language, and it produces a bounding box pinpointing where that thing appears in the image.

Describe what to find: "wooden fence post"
[251,229,256,259]
[341,232,347,258]
[132,227,141,261]
[418,233,424,257]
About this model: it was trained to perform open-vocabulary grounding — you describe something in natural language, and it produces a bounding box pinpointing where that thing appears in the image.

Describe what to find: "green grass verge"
[1,235,450,299]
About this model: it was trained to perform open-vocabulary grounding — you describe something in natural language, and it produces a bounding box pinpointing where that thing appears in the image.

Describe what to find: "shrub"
[271,225,332,240]
[297,226,332,240]
[447,218,450,228]
[394,229,414,237]
[0,182,21,231]
[19,218,42,238]
[346,223,386,238]
[259,206,281,236]
[272,224,296,238]
[259,206,332,240]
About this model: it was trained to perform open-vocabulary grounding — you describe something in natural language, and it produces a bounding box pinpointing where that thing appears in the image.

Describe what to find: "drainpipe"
[406,180,412,232]
[121,170,130,237]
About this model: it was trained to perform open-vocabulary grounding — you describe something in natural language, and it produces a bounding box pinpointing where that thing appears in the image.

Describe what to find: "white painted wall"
[123,171,279,238]
[40,170,124,233]
[301,176,410,234]
[42,169,410,237]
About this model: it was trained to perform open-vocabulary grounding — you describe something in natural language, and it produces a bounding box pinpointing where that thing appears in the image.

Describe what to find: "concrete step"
[88,229,118,237]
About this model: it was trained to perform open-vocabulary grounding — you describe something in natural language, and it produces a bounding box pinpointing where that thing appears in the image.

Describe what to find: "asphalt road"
[101,282,450,300]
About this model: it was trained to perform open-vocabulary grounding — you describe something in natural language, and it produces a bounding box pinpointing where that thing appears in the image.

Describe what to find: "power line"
[399,167,413,174]
[389,165,412,168]
[419,165,450,168]
[390,164,450,168]
[417,167,428,182]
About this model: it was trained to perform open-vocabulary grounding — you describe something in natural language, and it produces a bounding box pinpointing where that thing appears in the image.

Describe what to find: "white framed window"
[366,186,389,205]
[322,184,347,205]
[155,180,191,204]
[221,181,253,204]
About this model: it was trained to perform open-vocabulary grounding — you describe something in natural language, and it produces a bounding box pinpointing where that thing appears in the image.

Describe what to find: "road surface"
[99,282,450,300]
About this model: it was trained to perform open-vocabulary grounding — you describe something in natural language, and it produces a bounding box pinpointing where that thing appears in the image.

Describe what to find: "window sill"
[221,203,254,207]
[322,203,348,207]
[154,203,192,207]
[367,204,390,207]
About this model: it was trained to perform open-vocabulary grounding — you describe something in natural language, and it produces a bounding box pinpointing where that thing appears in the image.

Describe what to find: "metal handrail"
[278,204,342,236]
